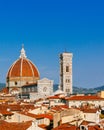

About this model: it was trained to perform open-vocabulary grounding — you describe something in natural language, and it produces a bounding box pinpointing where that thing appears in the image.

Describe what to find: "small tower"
[60,52,73,95]
[19,44,27,58]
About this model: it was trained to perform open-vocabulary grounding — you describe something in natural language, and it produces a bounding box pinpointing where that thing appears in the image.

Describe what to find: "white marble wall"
[37,78,53,97]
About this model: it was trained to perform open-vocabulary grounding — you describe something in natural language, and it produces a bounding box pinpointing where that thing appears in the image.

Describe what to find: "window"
[67,89,70,92]
[15,81,17,85]
[22,88,25,92]
[26,82,28,84]
[80,126,87,130]
[28,88,30,92]
[25,88,27,92]
[43,87,47,92]
[66,66,69,72]
[32,87,34,92]
[66,89,70,92]
[66,79,70,83]
[68,79,70,83]
[66,89,68,92]
[8,116,11,119]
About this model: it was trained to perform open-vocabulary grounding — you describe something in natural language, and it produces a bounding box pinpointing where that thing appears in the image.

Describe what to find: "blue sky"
[0,0,104,88]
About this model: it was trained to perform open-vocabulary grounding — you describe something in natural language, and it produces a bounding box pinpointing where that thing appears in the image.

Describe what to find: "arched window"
[66,66,69,72]
[43,87,47,92]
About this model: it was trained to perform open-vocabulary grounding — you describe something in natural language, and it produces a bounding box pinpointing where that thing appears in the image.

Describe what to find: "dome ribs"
[7,58,40,78]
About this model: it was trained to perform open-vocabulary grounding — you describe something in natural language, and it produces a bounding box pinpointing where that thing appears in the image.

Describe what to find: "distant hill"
[53,84,104,94]
[73,85,104,94]
[0,83,6,90]
[73,86,96,94]
[93,85,104,91]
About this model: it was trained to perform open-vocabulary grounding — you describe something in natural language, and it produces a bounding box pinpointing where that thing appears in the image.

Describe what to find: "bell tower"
[60,52,73,95]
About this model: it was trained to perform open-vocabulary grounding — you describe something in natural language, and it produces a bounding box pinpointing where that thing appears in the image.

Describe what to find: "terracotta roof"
[7,58,40,78]
[81,120,94,125]
[0,87,9,94]
[66,95,104,101]
[80,120,102,130]
[0,120,32,130]
[53,122,101,130]
[38,114,53,120]
[88,126,102,130]
[60,105,69,109]
[51,105,69,112]
[0,104,21,111]
[81,108,98,113]
[11,87,19,91]
[48,95,65,99]
[38,124,48,129]
[0,110,13,115]
[52,123,78,130]
[20,112,53,120]
[0,104,35,112]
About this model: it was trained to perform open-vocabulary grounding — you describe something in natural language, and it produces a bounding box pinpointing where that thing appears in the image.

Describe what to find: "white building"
[30,78,53,100]
[66,95,104,108]
[38,78,53,97]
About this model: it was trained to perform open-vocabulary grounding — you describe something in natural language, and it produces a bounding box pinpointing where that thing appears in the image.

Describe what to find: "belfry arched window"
[66,66,69,72]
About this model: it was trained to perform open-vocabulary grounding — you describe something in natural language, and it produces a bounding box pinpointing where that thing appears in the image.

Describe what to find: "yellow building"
[97,91,104,98]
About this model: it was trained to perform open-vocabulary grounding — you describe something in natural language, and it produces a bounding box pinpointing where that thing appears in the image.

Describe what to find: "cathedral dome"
[7,58,40,78]
[6,46,40,87]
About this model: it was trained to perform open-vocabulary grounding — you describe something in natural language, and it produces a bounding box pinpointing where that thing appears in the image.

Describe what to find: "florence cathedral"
[4,46,73,99]
[6,46,53,99]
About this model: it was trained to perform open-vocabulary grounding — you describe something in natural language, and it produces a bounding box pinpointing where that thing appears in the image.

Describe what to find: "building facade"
[38,78,53,97]
[66,95,104,108]
[60,52,73,95]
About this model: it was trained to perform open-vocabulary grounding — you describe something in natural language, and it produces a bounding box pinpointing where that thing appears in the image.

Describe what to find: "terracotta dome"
[7,46,40,79]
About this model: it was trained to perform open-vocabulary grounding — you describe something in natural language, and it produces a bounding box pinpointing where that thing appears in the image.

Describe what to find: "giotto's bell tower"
[60,52,73,95]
